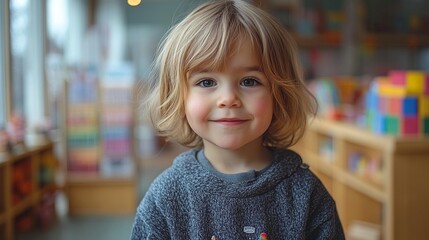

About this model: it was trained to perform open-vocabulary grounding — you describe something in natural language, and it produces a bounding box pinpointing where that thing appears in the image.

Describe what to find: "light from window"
[0,1,6,127]
[9,0,29,115]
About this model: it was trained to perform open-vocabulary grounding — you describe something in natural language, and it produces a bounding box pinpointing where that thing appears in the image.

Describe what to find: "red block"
[402,116,419,135]
[389,97,402,116]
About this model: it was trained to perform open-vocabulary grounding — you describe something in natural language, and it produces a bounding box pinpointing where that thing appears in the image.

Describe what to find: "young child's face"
[185,39,273,150]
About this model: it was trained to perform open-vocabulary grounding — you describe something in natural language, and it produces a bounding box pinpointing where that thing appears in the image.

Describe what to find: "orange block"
[378,83,407,97]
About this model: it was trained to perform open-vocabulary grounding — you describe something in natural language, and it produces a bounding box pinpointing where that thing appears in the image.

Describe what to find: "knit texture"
[130,148,345,239]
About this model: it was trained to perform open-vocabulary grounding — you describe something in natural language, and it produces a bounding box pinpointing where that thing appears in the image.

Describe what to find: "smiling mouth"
[211,118,248,125]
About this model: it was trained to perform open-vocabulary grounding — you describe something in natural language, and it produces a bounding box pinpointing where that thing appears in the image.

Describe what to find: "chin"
[213,140,254,151]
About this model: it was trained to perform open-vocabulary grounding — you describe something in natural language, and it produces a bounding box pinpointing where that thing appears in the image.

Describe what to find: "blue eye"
[197,79,216,88]
[241,78,260,87]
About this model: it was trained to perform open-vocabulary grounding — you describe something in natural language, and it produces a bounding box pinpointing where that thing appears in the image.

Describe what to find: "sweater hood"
[170,148,303,198]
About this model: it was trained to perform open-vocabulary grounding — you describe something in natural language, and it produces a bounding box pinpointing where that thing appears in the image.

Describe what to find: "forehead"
[188,36,261,73]
[228,39,261,67]
[189,46,262,78]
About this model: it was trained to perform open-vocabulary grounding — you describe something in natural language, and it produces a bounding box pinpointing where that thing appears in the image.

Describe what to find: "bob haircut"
[145,0,317,148]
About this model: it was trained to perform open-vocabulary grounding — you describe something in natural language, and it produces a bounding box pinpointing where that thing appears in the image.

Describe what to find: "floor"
[15,142,187,240]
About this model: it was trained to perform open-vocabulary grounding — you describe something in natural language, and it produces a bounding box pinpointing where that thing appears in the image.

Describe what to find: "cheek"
[185,94,210,122]
[250,94,274,120]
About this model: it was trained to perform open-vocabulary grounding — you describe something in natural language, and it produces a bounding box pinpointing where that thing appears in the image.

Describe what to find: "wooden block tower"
[366,70,429,136]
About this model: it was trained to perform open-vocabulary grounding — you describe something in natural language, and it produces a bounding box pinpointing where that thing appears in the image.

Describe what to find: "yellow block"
[378,82,407,97]
[406,71,425,95]
[420,95,429,116]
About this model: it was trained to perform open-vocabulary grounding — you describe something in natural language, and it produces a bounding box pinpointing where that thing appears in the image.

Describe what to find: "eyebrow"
[244,66,263,72]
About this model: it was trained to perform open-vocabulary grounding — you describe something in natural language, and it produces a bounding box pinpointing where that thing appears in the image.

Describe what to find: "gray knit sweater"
[130,148,345,239]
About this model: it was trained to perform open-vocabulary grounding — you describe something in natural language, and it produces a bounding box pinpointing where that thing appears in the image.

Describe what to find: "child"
[131,0,344,239]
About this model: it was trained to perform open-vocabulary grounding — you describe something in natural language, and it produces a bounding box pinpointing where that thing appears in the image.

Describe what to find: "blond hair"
[144,0,317,148]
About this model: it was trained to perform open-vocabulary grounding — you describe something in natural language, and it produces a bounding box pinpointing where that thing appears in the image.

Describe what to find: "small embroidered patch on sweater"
[259,232,268,240]
[243,226,256,233]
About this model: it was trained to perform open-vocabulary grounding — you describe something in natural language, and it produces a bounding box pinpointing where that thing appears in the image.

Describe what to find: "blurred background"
[1,0,429,239]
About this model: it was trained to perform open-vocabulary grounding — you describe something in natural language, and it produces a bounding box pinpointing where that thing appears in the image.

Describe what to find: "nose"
[217,87,241,108]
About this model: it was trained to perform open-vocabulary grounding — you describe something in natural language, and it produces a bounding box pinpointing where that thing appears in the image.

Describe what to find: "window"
[9,0,29,116]
[45,0,69,129]
[0,0,8,127]
[9,0,46,129]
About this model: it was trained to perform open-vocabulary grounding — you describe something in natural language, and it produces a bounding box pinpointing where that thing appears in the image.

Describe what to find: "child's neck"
[202,139,272,174]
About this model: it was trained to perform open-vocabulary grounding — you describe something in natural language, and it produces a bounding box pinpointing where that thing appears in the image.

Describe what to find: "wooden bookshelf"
[362,33,429,48]
[66,172,137,215]
[0,142,57,240]
[63,67,138,216]
[292,118,429,240]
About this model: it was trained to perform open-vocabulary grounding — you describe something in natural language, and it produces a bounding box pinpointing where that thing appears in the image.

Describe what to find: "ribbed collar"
[171,148,302,198]
[196,149,272,184]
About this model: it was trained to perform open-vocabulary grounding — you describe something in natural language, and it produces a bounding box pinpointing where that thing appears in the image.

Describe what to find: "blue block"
[374,112,386,134]
[365,92,378,110]
[402,97,418,116]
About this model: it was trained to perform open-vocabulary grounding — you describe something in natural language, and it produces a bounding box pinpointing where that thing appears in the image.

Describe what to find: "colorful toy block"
[402,97,418,116]
[365,91,378,111]
[425,75,429,96]
[378,78,407,97]
[406,71,425,95]
[366,70,429,136]
[366,110,385,134]
[423,117,429,135]
[389,97,402,116]
[420,96,429,116]
[389,70,427,95]
[402,116,419,135]
[389,71,407,86]
[378,84,407,97]
[378,96,388,114]
[385,115,400,135]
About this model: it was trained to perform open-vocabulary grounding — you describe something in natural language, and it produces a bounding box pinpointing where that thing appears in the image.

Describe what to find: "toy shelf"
[63,66,138,216]
[361,33,429,48]
[0,142,57,240]
[291,118,429,240]
[66,172,137,215]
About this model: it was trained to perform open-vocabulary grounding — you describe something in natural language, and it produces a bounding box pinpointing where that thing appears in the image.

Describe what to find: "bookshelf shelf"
[63,66,138,216]
[0,142,57,240]
[292,118,429,239]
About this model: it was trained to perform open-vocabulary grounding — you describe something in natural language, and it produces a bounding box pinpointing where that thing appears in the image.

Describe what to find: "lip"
[210,118,248,126]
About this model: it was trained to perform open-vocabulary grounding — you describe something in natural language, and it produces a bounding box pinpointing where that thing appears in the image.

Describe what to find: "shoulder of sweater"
[291,160,334,203]
[144,149,200,200]
[274,148,327,191]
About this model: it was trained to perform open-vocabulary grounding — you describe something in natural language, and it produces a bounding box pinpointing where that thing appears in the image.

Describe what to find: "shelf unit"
[292,33,341,48]
[66,173,137,215]
[0,142,57,240]
[361,33,429,48]
[63,67,138,216]
[291,118,429,239]
[262,0,344,49]
[258,0,429,78]
[260,0,429,49]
